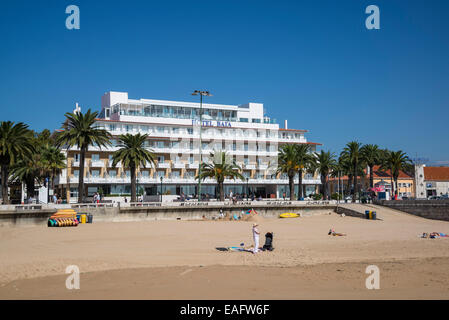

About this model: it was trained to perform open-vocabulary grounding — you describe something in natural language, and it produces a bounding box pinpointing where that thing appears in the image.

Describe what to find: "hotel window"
[240,118,248,122]
[126,125,133,132]
[157,171,165,179]
[156,126,165,133]
[244,143,248,151]
[73,170,79,178]
[109,170,117,178]
[157,141,165,148]
[172,141,179,148]
[91,170,100,178]
[187,128,193,135]
[244,158,249,165]
[141,171,149,178]
[190,142,193,150]
[74,153,80,162]
[171,171,180,179]
[157,155,165,162]
[189,155,194,164]
[109,124,116,131]
[172,127,179,133]
[252,119,261,123]
[91,154,100,161]
[141,125,148,132]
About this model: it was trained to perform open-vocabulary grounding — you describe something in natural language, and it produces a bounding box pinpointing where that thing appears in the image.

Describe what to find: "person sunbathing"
[328,228,346,236]
[422,232,449,238]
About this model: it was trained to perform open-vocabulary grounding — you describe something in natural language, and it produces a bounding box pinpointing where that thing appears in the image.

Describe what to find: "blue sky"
[0,0,448,163]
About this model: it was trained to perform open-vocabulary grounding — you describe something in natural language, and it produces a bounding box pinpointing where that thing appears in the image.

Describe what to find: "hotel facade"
[55,91,322,203]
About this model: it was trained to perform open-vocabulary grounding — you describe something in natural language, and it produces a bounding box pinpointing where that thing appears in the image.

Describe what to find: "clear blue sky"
[1,0,448,164]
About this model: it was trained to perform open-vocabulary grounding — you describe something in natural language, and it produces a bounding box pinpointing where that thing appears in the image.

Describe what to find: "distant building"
[329,165,415,199]
[415,165,449,199]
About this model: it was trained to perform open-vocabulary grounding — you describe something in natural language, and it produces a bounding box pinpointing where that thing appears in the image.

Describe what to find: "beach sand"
[1,204,449,299]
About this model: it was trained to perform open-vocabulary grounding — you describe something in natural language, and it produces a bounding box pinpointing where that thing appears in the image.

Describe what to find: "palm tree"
[310,150,336,200]
[0,121,35,204]
[111,133,156,202]
[295,144,314,199]
[55,109,111,203]
[382,150,411,199]
[341,141,362,202]
[277,144,299,200]
[42,145,67,195]
[360,144,381,189]
[196,150,244,201]
[10,152,44,200]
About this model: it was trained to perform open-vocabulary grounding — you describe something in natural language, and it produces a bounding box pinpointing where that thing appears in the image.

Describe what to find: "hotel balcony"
[172,162,185,169]
[157,162,171,169]
[71,160,87,167]
[90,160,105,167]
[258,164,268,170]
[187,163,199,169]
[244,164,256,170]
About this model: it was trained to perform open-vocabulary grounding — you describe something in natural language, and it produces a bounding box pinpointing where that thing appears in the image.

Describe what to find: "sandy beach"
[1,204,449,299]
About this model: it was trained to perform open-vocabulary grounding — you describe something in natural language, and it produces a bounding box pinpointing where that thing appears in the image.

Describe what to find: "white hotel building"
[56,91,322,202]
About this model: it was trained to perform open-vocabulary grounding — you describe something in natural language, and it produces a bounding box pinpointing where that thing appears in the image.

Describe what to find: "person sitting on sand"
[328,228,346,236]
[262,232,274,251]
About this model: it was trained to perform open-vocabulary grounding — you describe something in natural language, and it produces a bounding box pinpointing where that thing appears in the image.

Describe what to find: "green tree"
[56,109,111,203]
[197,151,244,201]
[310,150,336,200]
[360,144,381,189]
[295,144,314,199]
[341,141,363,202]
[111,133,156,202]
[381,150,411,198]
[0,121,35,204]
[42,145,67,196]
[277,144,299,200]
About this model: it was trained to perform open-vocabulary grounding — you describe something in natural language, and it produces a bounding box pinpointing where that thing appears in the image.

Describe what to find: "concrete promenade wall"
[334,205,366,219]
[375,199,449,221]
[0,202,337,227]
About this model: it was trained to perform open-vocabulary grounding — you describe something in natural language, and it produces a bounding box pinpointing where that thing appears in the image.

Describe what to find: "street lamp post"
[191,90,212,202]
[160,176,163,203]
[246,177,249,201]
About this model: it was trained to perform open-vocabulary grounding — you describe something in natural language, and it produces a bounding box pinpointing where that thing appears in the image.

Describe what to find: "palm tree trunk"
[130,164,136,202]
[394,177,398,198]
[26,177,35,199]
[78,147,86,203]
[369,165,374,189]
[321,174,328,200]
[219,181,224,201]
[347,174,352,196]
[1,165,9,204]
[390,175,394,199]
[289,175,295,200]
[352,167,357,203]
[298,169,303,199]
